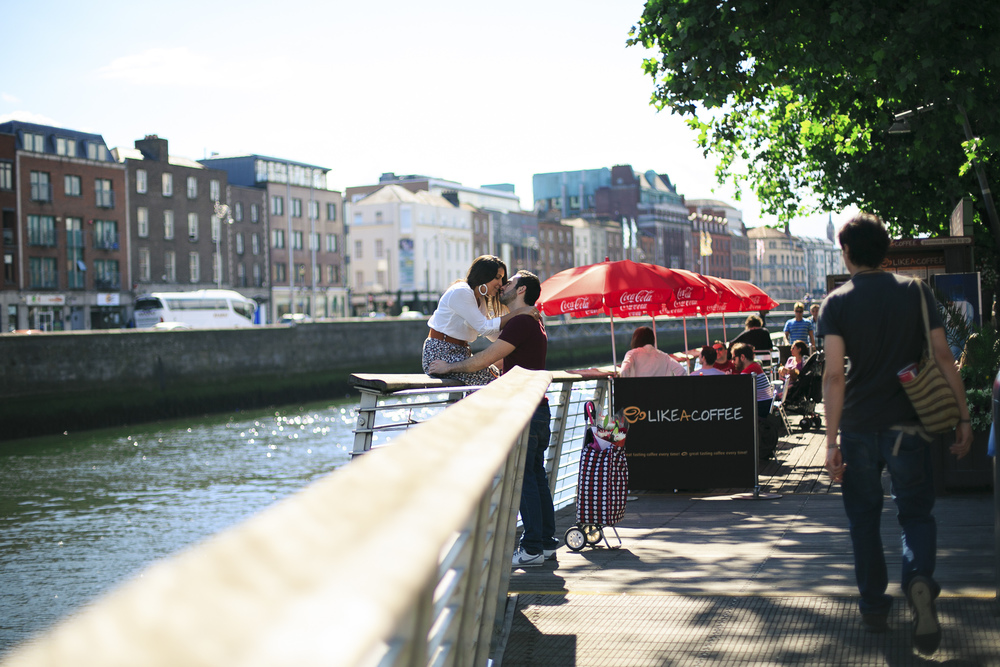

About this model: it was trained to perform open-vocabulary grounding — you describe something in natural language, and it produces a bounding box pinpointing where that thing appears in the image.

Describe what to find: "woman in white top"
[619,326,689,378]
[423,255,539,385]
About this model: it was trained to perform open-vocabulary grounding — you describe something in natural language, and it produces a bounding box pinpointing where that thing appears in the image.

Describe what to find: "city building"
[487,208,540,277]
[0,121,129,331]
[686,198,750,281]
[199,154,346,321]
[536,220,575,282]
[346,184,472,315]
[345,173,522,213]
[747,226,807,303]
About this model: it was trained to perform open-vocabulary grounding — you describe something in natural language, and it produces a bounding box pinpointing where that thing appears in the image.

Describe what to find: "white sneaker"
[543,547,558,561]
[511,548,544,567]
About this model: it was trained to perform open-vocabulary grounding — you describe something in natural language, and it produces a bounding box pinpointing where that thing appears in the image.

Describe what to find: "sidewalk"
[500,431,999,666]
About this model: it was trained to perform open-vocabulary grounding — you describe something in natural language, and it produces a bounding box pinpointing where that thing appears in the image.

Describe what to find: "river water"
[0,396,443,656]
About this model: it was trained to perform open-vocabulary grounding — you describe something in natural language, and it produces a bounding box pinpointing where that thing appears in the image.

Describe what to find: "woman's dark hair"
[792,340,809,355]
[630,326,656,349]
[744,315,763,328]
[465,255,508,313]
[838,213,890,269]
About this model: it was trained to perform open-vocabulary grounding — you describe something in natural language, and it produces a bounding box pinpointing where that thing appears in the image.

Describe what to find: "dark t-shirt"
[732,327,773,353]
[498,314,547,373]
[818,272,943,431]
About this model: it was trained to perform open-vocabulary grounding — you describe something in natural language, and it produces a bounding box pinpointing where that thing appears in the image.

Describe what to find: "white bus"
[133,290,257,329]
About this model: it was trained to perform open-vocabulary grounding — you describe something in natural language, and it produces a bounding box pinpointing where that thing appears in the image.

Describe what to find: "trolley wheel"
[565,527,587,551]
[584,525,604,545]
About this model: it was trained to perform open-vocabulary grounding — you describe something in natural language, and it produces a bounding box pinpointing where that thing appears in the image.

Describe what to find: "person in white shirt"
[619,326,689,378]
[422,255,538,385]
[690,345,726,376]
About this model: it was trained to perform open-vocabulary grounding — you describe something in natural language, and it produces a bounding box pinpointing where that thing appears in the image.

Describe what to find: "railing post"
[352,389,379,456]
[547,381,574,499]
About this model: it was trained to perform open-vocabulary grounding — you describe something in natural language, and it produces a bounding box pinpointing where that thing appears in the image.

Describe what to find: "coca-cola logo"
[676,287,694,300]
[560,297,591,313]
[619,289,655,305]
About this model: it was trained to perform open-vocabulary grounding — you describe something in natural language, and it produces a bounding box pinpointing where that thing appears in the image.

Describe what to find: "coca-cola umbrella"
[725,279,780,312]
[537,259,710,368]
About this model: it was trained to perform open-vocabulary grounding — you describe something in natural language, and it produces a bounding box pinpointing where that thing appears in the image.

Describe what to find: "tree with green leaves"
[628,0,1000,266]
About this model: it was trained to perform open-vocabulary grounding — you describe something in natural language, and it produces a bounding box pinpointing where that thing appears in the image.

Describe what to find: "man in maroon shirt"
[428,271,555,567]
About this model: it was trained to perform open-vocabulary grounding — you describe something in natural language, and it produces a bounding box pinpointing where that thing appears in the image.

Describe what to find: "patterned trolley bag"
[576,401,628,527]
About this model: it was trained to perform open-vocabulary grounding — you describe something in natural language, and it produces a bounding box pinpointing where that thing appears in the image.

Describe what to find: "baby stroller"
[565,401,627,552]
[778,350,825,430]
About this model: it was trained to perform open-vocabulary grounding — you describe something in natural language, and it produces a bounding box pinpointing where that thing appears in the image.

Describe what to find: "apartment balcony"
[94,232,120,250]
[30,183,53,202]
[96,191,115,209]
[94,275,121,290]
[29,231,57,247]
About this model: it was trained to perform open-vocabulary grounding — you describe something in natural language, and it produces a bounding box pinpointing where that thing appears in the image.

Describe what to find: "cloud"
[1,93,21,104]
[0,110,61,126]
[95,47,287,89]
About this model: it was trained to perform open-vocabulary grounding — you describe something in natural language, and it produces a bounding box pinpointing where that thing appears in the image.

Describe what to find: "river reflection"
[0,396,440,655]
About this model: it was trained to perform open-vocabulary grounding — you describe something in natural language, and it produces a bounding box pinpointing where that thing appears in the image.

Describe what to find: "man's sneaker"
[543,547,558,561]
[908,576,941,655]
[861,613,889,633]
[511,548,544,567]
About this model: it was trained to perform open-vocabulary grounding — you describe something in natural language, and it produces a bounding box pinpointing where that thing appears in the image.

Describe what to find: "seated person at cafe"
[731,342,775,418]
[619,326,689,377]
[778,340,809,387]
[731,315,773,356]
[712,341,735,374]
[691,345,725,376]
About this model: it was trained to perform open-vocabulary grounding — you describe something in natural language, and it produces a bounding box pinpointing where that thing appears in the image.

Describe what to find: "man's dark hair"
[731,342,755,361]
[513,270,541,306]
[838,213,890,269]
[701,345,718,365]
[744,315,763,328]
[630,325,655,349]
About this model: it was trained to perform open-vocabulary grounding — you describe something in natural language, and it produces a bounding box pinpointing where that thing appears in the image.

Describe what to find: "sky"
[0,0,844,240]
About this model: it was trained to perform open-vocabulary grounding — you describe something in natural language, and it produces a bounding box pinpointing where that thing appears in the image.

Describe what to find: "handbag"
[900,280,961,433]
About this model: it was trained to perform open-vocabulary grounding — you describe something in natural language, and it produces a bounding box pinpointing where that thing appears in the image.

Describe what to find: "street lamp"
[213,200,234,289]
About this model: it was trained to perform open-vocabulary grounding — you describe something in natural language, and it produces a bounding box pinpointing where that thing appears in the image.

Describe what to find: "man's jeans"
[839,428,940,615]
[519,400,557,555]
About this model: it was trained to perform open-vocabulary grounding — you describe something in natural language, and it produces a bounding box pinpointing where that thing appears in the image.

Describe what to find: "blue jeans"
[839,429,940,615]
[519,400,557,554]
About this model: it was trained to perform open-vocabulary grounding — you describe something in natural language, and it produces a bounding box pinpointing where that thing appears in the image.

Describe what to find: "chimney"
[135,135,169,162]
[441,191,460,206]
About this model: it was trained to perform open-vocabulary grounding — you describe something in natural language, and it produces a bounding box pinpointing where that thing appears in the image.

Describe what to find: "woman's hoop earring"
[478,284,488,296]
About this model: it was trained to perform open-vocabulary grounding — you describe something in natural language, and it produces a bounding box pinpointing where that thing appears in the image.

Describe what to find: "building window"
[28,257,57,288]
[327,202,337,221]
[87,142,108,161]
[211,215,220,243]
[355,270,364,288]
[56,137,76,157]
[354,212,363,225]
[271,195,284,216]
[250,203,259,223]
[94,259,120,289]
[164,251,176,282]
[272,229,285,249]
[354,240,363,259]
[309,200,319,220]
[187,176,198,199]
[64,174,81,197]
[375,239,384,258]
[162,173,173,197]
[212,252,220,285]
[189,252,200,283]
[23,132,45,152]
[138,247,150,281]
[27,215,56,246]
[95,178,114,208]
[328,264,340,284]
[164,210,175,240]
[0,162,12,190]
[30,171,52,202]
[187,213,199,241]
[292,198,302,218]
[326,233,338,253]
[252,263,262,287]
[310,232,320,251]
[375,211,383,223]
[251,232,260,255]
[137,207,149,238]
[274,263,286,282]
[237,263,246,287]
[66,218,84,289]
[292,231,303,250]
[313,264,321,284]
[94,220,119,249]
[209,179,220,202]
[136,169,147,193]
[236,232,244,255]
[295,264,306,283]
[234,202,243,221]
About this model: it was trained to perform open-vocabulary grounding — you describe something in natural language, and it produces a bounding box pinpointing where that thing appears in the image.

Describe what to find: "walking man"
[428,270,556,567]
[783,302,817,349]
[819,214,972,654]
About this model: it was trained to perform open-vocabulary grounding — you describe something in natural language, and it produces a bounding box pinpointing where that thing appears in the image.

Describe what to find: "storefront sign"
[97,293,120,306]
[614,375,757,490]
[24,294,66,306]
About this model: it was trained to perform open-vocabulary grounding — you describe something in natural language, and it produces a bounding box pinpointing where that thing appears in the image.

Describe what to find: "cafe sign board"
[614,375,757,491]
[24,294,66,306]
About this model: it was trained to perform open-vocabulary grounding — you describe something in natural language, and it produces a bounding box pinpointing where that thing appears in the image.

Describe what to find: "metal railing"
[0,368,556,667]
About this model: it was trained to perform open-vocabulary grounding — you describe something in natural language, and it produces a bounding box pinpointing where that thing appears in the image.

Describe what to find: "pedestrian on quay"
[820,213,972,654]
[618,326,689,378]
[730,342,775,418]
[428,270,557,568]
[783,301,817,349]
[809,303,823,351]
[730,315,774,356]
[422,255,539,385]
